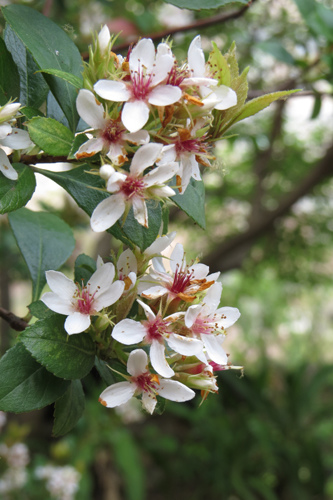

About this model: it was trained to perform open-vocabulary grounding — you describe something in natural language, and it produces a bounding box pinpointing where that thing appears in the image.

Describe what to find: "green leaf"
[20,315,96,380]
[293,0,333,42]
[68,133,89,160]
[257,40,295,66]
[22,106,44,120]
[0,37,20,105]
[53,379,85,436]
[28,300,54,319]
[4,26,49,109]
[36,165,162,250]
[74,254,97,285]
[164,0,248,10]
[0,164,36,214]
[208,42,231,87]
[311,94,322,120]
[40,69,83,89]
[8,208,75,301]
[27,117,74,156]
[0,343,69,413]
[231,89,300,124]
[3,5,82,131]
[95,357,116,386]
[172,178,206,229]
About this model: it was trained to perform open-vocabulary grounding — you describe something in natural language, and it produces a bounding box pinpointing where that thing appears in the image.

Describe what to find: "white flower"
[97,25,111,55]
[41,263,125,335]
[186,35,237,110]
[99,349,195,414]
[90,142,178,231]
[184,282,240,365]
[0,101,33,180]
[75,89,149,165]
[94,38,182,133]
[139,243,219,303]
[116,248,137,291]
[112,299,203,378]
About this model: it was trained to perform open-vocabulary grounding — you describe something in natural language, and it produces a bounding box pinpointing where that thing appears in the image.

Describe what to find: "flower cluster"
[77,29,237,231]
[42,236,240,415]
[0,442,30,496]
[35,465,81,500]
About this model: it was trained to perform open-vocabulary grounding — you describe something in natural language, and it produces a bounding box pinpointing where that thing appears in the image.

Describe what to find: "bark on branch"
[0,307,28,332]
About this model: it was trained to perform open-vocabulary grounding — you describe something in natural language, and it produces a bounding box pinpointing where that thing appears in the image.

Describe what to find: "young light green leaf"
[231,89,300,124]
[4,26,49,109]
[53,379,85,436]
[0,164,36,214]
[8,208,75,301]
[2,5,83,131]
[39,69,83,89]
[20,315,96,380]
[36,165,162,250]
[27,117,74,156]
[172,178,206,230]
[0,343,69,413]
[209,42,231,87]
[0,37,20,105]
[165,0,248,10]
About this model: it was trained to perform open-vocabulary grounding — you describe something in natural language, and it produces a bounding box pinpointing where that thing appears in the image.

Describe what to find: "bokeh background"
[1,0,333,498]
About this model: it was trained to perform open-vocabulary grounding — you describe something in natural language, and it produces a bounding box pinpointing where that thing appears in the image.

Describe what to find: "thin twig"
[0,307,28,332]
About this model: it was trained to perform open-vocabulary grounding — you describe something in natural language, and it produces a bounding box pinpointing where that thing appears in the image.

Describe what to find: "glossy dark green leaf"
[95,357,116,386]
[0,164,36,214]
[53,379,85,436]
[3,5,82,130]
[172,178,206,229]
[8,208,75,301]
[4,26,49,108]
[20,315,96,380]
[27,117,74,156]
[0,343,69,413]
[0,37,20,105]
[37,165,162,250]
[74,254,97,285]
[28,300,54,320]
[165,0,248,10]
[67,133,89,160]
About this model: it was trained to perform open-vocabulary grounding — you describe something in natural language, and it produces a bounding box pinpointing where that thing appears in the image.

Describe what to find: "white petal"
[141,285,168,300]
[93,280,125,310]
[184,305,201,328]
[144,163,178,188]
[215,306,241,328]
[136,299,155,322]
[1,129,32,149]
[150,340,174,378]
[98,25,111,54]
[132,196,148,227]
[76,89,106,129]
[129,38,155,73]
[188,35,205,78]
[130,143,163,176]
[65,312,91,335]
[127,349,148,377]
[106,172,126,192]
[158,379,195,402]
[45,270,77,299]
[148,85,181,106]
[94,80,130,102]
[191,263,209,279]
[170,243,184,274]
[212,85,237,110]
[0,123,12,140]
[124,130,150,145]
[40,292,75,315]
[152,55,174,86]
[88,262,115,295]
[117,248,137,276]
[90,193,126,232]
[99,381,136,408]
[75,137,104,159]
[0,102,20,120]
[202,334,228,365]
[202,282,222,314]
[121,101,150,133]
[107,143,126,166]
[159,144,177,165]
[0,149,17,180]
[142,392,157,414]
[167,333,203,356]
[182,77,218,87]
[150,186,175,198]
[144,231,176,257]
[111,319,146,344]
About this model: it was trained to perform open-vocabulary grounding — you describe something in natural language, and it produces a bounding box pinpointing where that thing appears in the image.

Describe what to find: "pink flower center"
[168,265,194,295]
[166,64,188,87]
[190,316,214,336]
[145,316,171,343]
[101,119,125,145]
[74,284,97,315]
[130,67,154,101]
[120,175,145,199]
[132,372,159,393]
[175,138,201,156]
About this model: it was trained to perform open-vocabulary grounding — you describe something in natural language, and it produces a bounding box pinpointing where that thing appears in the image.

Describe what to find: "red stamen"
[120,176,145,199]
